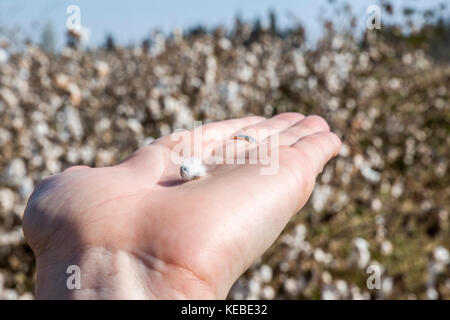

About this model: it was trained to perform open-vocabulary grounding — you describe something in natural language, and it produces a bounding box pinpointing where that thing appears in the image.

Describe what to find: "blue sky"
[0,0,447,47]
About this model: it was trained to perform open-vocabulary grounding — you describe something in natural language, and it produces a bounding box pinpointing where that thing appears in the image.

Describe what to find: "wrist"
[35,245,217,299]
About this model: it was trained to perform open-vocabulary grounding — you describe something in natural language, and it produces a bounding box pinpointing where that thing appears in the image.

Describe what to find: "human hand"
[23,113,341,299]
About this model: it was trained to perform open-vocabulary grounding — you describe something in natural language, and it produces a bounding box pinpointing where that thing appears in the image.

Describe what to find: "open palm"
[23,113,341,299]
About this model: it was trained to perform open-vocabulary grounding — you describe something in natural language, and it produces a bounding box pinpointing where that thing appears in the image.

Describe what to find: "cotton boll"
[336,280,349,297]
[433,246,449,265]
[382,277,393,295]
[261,285,275,300]
[322,286,339,300]
[350,237,371,269]
[283,278,299,297]
[259,265,273,283]
[380,240,393,256]
[19,177,34,200]
[180,157,206,181]
[4,158,26,186]
[426,287,438,300]
[0,48,9,63]
[0,188,15,212]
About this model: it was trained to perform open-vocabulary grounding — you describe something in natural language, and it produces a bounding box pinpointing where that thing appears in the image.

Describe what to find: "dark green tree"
[269,9,277,35]
[40,22,55,52]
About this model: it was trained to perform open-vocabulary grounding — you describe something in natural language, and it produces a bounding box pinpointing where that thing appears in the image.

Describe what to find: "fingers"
[232,112,305,142]
[276,115,330,146]
[63,165,90,172]
[289,131,342,176]
[155,113,305,163]
[214,113,328,165]
[153,116,266,149]
[210,113,305,163]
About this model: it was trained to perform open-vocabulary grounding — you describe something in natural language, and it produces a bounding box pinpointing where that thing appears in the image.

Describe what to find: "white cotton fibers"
[180,157,206,181]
